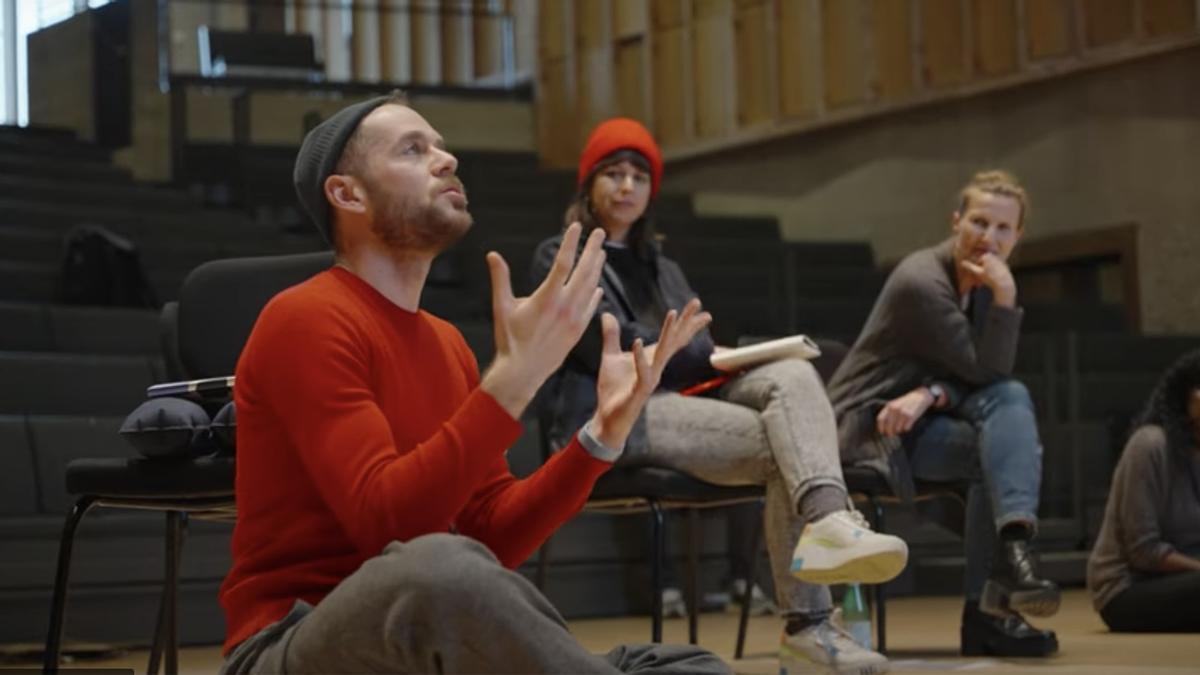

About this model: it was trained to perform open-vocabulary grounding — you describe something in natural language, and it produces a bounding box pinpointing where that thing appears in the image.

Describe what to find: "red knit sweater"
[219,267,610,652]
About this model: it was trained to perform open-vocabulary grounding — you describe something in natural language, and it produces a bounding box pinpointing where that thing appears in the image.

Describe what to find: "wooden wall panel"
[972,0,1018,76]
[539,0,568,61]
[441,0,474,85]
[870,0,914,101]
[822,0,866,108]
[615,37,649,122]
[1026,0,1074,59]
[652,0,688,29]
[778,0,821,117]
[734,0,773,126]
[379,0,413,82]
[693,0,731,19]
[1082,0,1134,48]
[472,0,504,80]
[536,58,578,166]
[651,26,689,146]
[920,0,967,88]
[509,0,538,76]
[1141,0,1196,38]
[614,0,648,38]
[692,2,735,138]
[351,0,382,82]
[577,0,610,49]
[577,46,617,144]
[323,6,352,80]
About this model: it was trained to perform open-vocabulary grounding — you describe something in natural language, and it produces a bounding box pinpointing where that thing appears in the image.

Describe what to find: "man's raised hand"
[589,298,712,450]
[481,222,607,418]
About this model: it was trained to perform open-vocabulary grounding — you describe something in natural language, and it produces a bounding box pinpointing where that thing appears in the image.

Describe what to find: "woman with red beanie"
[531,118,909,675]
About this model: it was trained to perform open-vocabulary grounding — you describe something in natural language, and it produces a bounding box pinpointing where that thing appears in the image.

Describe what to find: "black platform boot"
[980,536,1061,618]
[961,600,1058,657]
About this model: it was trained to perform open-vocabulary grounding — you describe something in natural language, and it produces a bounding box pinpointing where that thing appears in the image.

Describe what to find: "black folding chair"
[532,407,767,659]
[43,252,332,675]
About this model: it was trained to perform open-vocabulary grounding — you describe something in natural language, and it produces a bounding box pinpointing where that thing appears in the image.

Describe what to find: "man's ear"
[950,210,962,234]
[325,174,368,214]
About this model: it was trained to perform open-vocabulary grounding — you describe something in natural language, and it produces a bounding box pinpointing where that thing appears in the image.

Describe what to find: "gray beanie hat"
[293,94,393,244]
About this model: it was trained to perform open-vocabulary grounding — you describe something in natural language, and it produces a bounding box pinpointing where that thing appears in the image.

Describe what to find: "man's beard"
[367,181,473,254]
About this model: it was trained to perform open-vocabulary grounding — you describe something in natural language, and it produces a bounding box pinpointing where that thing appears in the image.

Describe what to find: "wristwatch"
[926,383,946,408]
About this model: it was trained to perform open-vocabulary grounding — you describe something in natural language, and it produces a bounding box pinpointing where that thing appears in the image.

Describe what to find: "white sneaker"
[780,620,889,675]
[790,510,908,584]
[730,578,777,616]
[660,587,687,618]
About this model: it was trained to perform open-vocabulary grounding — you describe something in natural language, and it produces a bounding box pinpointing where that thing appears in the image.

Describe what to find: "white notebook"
[710,335,821,373]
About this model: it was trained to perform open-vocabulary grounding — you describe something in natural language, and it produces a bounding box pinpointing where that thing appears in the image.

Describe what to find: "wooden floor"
[19,590,1200,674]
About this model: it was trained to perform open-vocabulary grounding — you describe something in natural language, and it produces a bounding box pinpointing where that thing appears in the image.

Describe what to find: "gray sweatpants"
[638,359,848,619]
[220,534,731,674]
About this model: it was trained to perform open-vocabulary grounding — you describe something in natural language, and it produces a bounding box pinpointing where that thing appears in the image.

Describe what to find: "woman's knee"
[979,378,1034,410]
[749,358,823,393]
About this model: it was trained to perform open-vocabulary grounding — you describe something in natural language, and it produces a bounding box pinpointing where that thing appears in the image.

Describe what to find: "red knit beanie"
[577,118,663,197]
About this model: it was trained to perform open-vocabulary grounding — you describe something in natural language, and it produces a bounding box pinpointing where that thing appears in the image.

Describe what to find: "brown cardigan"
[825,238,1025,498]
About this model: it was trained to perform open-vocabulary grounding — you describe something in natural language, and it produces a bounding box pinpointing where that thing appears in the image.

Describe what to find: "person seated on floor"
[826,169,1061,658]
[531,117,909,675]
[1088,349,1200,633]
[217,92,728,675]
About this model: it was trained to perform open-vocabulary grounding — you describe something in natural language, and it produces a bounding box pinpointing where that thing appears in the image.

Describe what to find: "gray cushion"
[120,398,210,458]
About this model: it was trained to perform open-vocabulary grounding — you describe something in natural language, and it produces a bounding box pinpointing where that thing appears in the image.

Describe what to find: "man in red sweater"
[217,91,726,674]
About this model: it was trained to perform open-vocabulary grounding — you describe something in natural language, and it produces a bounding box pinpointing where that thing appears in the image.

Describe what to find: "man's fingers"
[543,222,582,289]
[601,312,620,356]
[563,227,607,302]
[653,310,678,368]
[631,338,652,388]
[486,251,515,315]
[584,287,604,323]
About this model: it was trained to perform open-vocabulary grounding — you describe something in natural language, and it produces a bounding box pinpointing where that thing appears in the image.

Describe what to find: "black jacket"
[529,234,717,455]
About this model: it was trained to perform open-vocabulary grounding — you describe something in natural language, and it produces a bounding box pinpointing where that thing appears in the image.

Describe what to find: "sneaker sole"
[790,549,907,585]
[780,646,890,675]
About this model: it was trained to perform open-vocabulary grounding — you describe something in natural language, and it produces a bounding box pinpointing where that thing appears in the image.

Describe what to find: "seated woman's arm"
[1111,426,1190,573]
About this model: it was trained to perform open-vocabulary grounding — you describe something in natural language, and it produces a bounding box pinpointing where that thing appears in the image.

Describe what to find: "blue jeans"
[905,379,1043,599]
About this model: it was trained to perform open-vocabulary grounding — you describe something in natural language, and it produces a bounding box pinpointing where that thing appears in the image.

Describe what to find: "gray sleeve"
[891,269,1023,385]
[578,419,624,463]
[1111,427,1176,571]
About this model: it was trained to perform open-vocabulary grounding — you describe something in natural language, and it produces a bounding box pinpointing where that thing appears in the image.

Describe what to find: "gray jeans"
[638,358,848,618]
[221,534,730,674]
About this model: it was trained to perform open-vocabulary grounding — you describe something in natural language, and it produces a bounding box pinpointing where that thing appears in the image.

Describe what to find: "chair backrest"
[176,251,333,379]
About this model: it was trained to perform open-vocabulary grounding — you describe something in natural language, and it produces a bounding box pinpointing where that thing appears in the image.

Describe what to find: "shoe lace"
[842,509,873,531]
[820,619,872,653]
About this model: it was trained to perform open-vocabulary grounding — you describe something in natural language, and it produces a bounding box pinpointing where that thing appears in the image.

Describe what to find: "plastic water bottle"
[842,583,872,650]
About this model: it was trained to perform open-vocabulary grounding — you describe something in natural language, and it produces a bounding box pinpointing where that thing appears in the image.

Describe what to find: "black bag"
[56,224,158,308]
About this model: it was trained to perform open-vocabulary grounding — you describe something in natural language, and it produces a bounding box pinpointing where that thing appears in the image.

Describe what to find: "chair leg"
[685,509,700,646]
[154,512,186,675]
[735,499,765,660]
[43,496,98,675]
[870,497,887,654]
[650,502,664,644]
[147,591,165,675]
[148,512,186,675]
